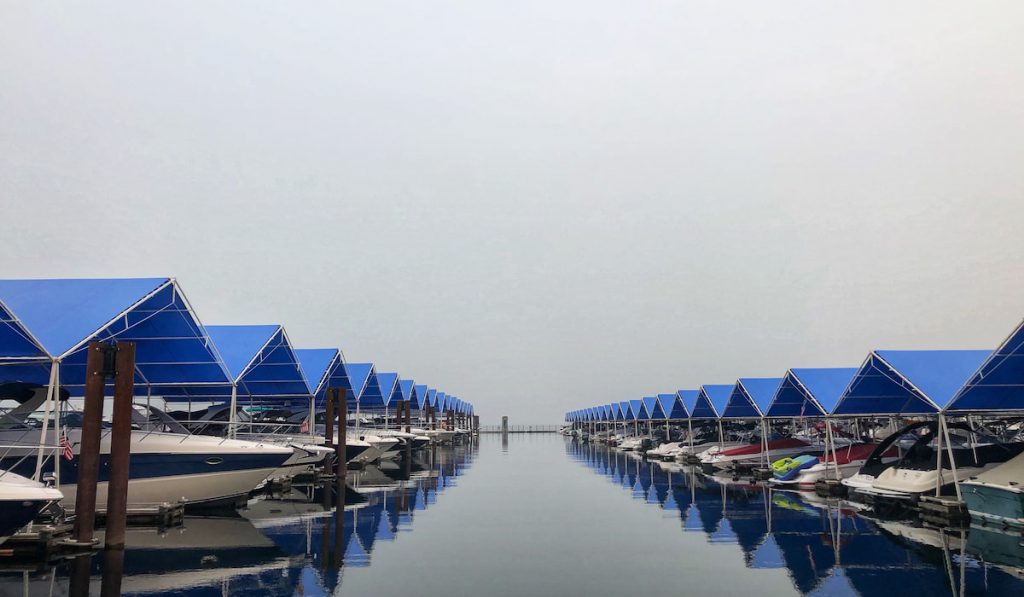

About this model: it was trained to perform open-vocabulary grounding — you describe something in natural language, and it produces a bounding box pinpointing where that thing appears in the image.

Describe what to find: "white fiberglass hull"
[0,429,292,510]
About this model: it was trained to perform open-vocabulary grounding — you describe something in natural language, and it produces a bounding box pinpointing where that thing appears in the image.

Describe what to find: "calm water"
[3,434,1023,596]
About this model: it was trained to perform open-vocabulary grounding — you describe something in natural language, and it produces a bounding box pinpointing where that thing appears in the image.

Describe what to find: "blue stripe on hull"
[1,452,290,485]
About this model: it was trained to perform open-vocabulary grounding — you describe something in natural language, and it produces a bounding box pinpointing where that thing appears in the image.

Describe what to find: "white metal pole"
[34,359,59,482]
[940,415,963,501]
[228,383,238,439]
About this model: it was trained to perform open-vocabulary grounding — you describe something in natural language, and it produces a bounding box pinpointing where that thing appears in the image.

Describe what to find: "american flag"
[299,418,309,434]
[60,430,74,461]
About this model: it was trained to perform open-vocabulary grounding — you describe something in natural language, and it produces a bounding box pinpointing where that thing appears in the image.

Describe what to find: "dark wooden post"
[324,388,335,474]
[333,387,347,568]
[100,541,126,596]
[336,388,347,481]
[405,400,412,434]
[104,342,136,550]
[73,342,111,543]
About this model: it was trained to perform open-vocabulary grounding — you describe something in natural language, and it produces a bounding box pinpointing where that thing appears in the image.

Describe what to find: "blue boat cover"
[362,371,399,409]
[294,348,341,398]
[617,401,630,421]
[426,388,437,409]
[948,320,1024,412]
[629,398,644,421]
[343,363,375,403]
[673,390,697,419]
[207,325,311,397]
[832,350,991,415]
[0,299,47,358]
[721,378,783,419]
[646,396,666,419]
[0,278,233,398]
[397,379,414,403]
[766,368,858,418]
[692,384,735,419]
[0,277,170,358]
[411,384,428,410]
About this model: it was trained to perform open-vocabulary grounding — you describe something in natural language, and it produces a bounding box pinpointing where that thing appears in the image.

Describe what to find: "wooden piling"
[104,342,136,550]
[333,387,347,570]
[325,389,337,460]
[335,388,347,481]
[100,546,126,597]
[73,342,111,544]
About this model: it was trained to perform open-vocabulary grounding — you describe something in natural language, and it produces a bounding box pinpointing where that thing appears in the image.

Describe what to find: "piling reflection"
[0,441,477,596]
[567,439,1024,596]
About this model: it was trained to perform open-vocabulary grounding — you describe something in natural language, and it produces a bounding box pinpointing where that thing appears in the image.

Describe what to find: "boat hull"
[963,483,1024,528]
[0,430,292,511]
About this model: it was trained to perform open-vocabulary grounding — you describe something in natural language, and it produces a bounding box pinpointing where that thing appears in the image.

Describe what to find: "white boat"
[962,451,1024,528]
[423,429,457,444]
[617,436,646,451]
[265,441,336,481]
[770,443,899,489]
[0,426,292,511]
[0,469,63,545]
[700,438,822,471]
[646,441,683,460]
[860,423,1024,501]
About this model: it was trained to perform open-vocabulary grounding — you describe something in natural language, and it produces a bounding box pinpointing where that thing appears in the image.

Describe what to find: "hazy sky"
[2,2,1023,424]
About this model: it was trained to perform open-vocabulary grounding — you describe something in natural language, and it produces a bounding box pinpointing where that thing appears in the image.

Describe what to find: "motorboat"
[0,392,293,510]
[842,421,931,496]
[423,428,457,445]
[375,429,431,452]
[0,426,292,510]
[700,437,821,471]
[362,433,402,460]
[0,469,63,545]
[264,442,336,481]
[771,443,899,489]
[646,441,683,460]
[962,451,1024,528]
[617,436,650,451]
[863,422,1024,501]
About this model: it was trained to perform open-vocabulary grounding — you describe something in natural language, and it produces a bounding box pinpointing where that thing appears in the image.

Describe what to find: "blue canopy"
[672,390,696,419]
[629,399,644,421]
[341,363,375,404]
[294,348,341,399]
[0,278,233,398]
[610,403,622,421]
[645,396,665,420]
[411,384,428,410]
[426,388,437,409]
[397,379,414,404]
[0,298,47,359]
[690,385,733,419]
[207,324,311,398]
[832,350,992,416]
[616,401,629,421]
[437,392,448,412]
[721,378,783,419]
[766,367,858,418]
[948,320,1024,413]
[361,371,399,409]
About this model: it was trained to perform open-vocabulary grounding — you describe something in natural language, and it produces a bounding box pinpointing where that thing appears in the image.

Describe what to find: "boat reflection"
[0,441,477,596]
[567,439,1024,596]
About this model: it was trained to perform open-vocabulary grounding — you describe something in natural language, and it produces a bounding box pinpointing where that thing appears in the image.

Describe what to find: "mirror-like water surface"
[3,435,1023,596]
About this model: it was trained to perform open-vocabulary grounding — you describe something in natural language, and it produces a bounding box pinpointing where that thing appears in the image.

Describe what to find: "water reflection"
[567,439,1024,596]
[1,441,478,596]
